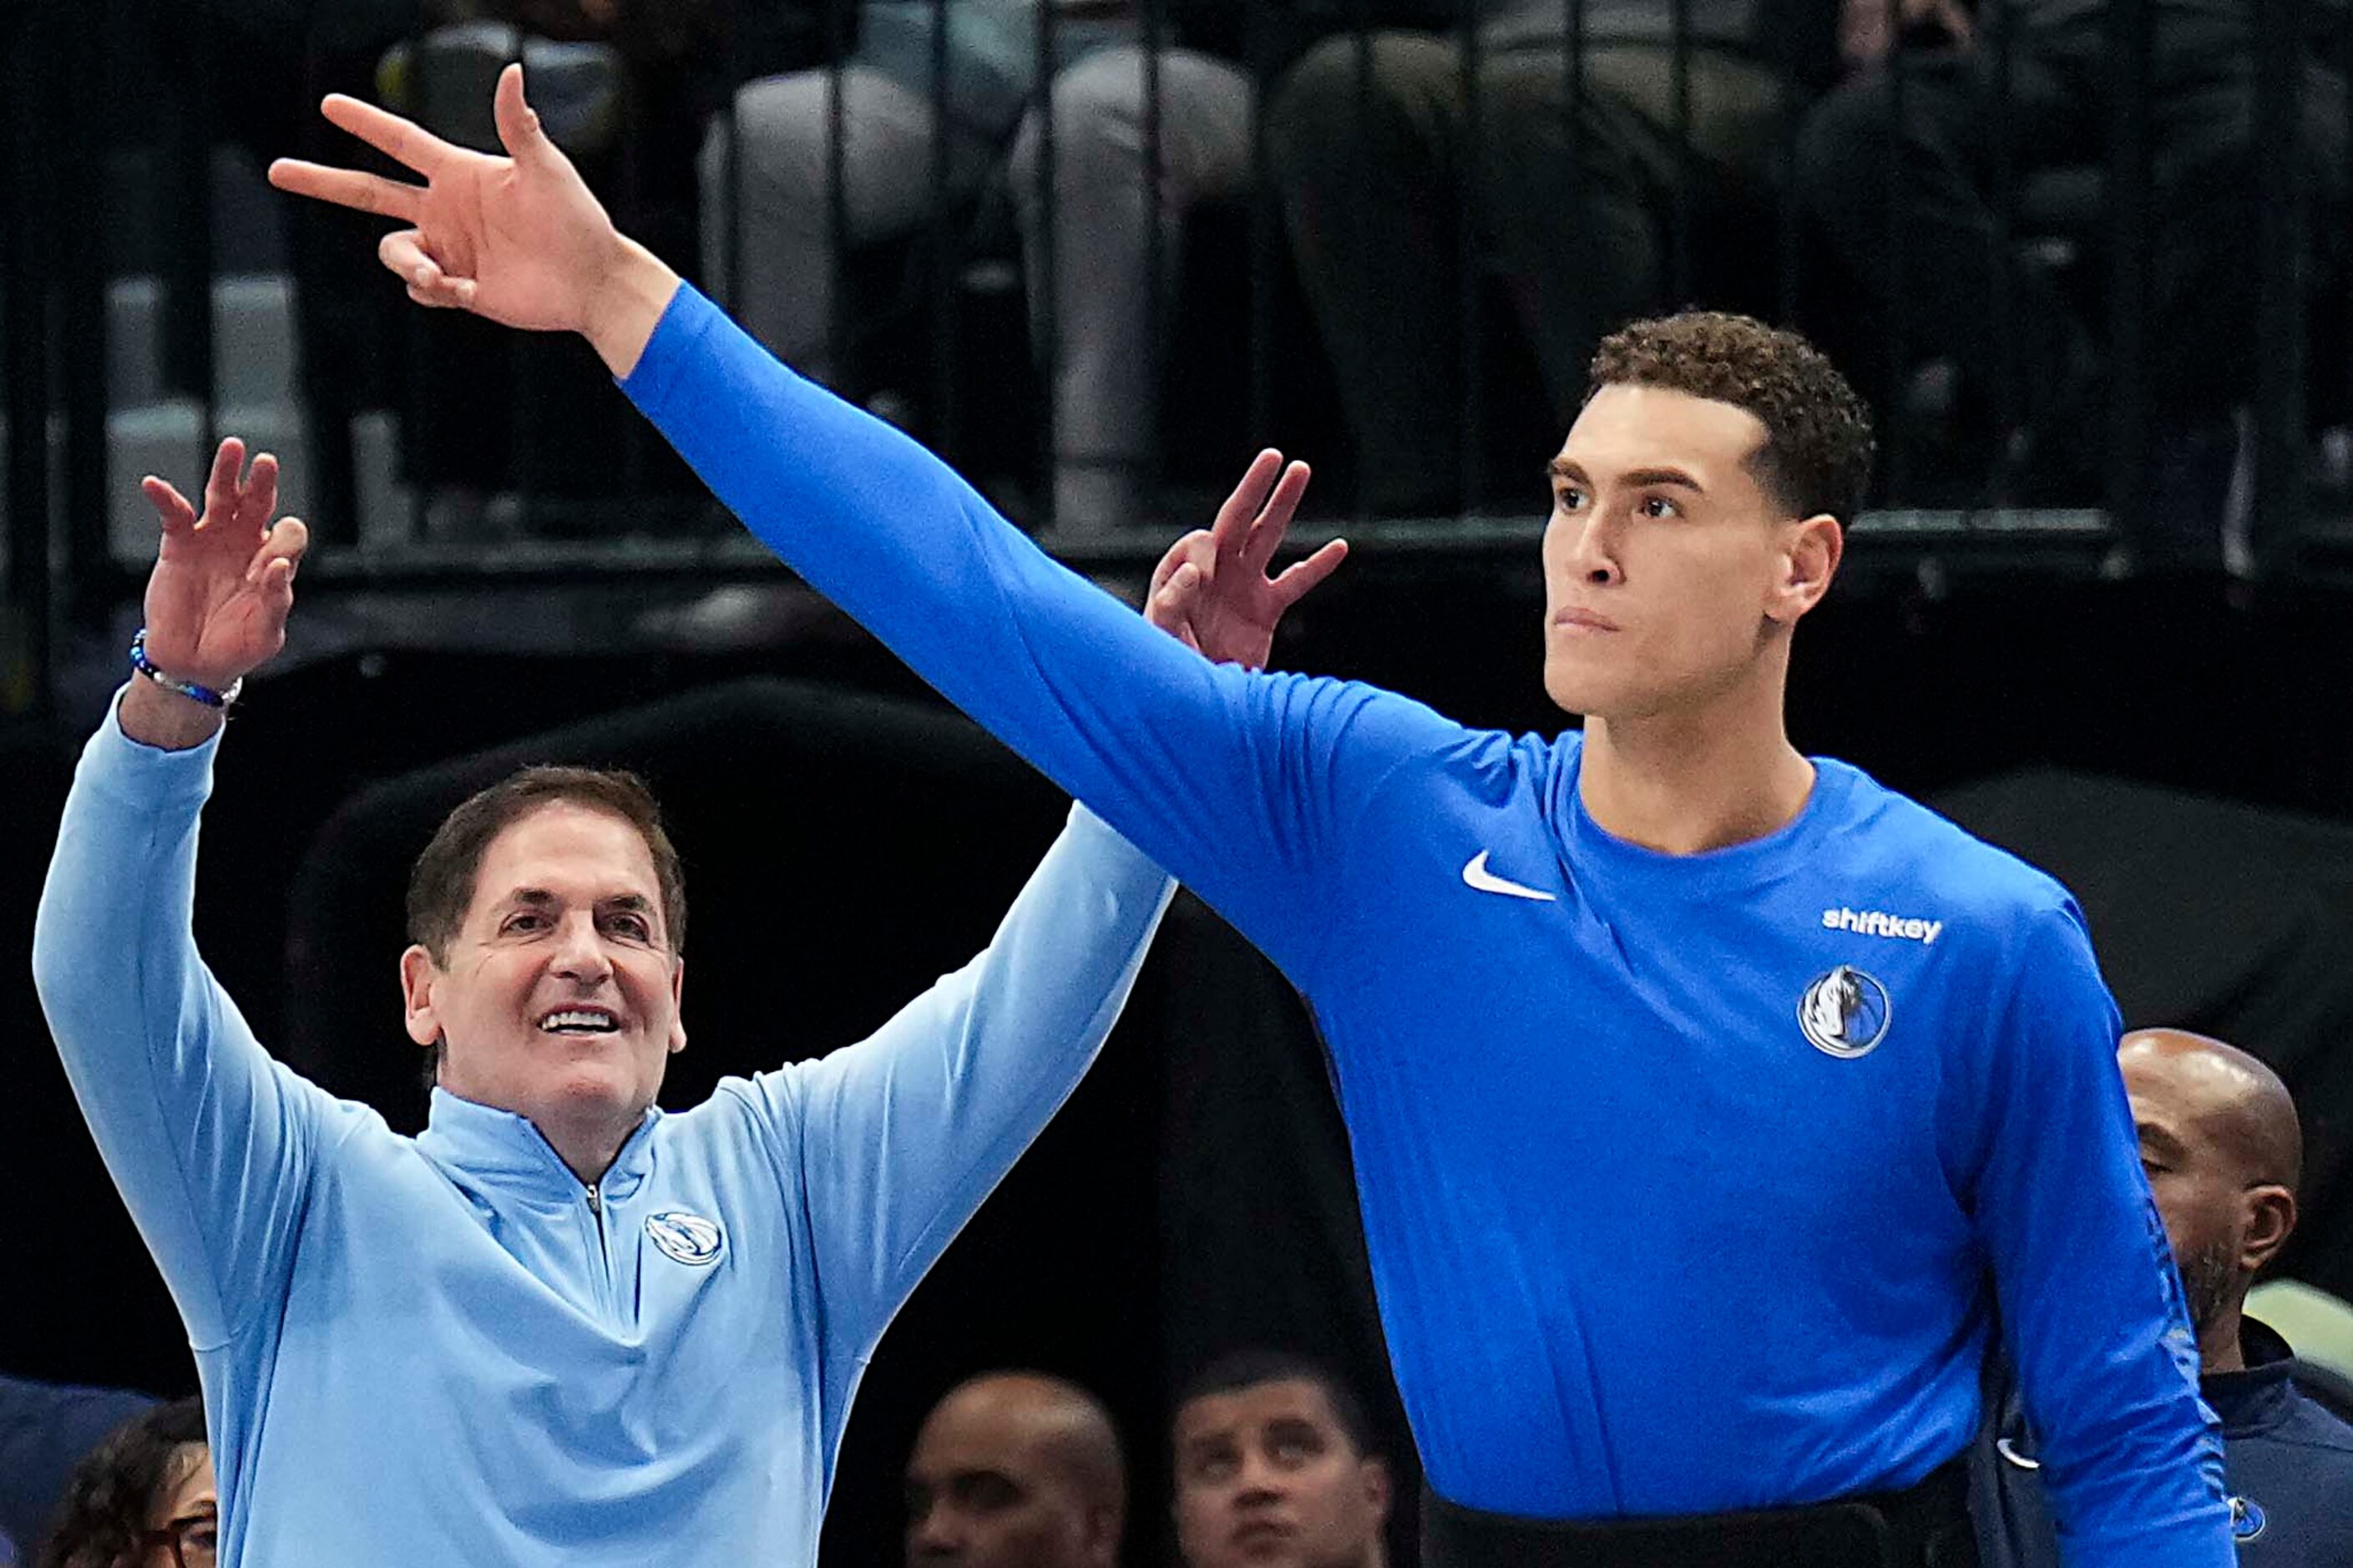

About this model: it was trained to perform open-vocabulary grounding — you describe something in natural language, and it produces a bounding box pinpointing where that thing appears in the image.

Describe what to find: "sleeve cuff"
[83,684,220,805]
[1065,800,1176,891]
[618,280,715,409]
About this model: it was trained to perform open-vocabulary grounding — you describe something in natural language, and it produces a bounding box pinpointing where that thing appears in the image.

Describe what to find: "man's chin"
[548,1064,652,1108]
[1541,663,1613,721]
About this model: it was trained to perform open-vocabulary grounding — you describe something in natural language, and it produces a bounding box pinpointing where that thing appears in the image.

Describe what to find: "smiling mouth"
[538,1009,620,1035]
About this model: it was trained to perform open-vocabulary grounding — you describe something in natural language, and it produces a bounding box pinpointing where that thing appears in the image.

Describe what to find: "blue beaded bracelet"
[129,630,242,710]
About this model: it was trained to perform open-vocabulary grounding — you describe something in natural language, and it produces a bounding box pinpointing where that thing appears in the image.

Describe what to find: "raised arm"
[736,553,1303,1397]
[758,804,1172,1378]
[271,66,1459,987]
[31,442,331,1348]
[1965,908,2232,1567]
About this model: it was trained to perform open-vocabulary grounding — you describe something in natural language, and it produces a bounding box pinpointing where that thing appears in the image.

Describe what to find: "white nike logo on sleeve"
[1461,852,1557,903]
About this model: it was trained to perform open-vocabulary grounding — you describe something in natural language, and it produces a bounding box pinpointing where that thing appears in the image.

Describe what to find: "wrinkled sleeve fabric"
[31,692,336,1353]
[622,284,1463,989]
[741,806,1173,1367]
[1962,904,2231,1567]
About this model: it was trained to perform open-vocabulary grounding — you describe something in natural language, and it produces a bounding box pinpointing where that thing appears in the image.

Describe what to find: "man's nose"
[908,1507,964,1561]
[1233,1450,1287,1501]
[549,913,613,983]
[1566,513,1625,585]
[1546,509,1623,588]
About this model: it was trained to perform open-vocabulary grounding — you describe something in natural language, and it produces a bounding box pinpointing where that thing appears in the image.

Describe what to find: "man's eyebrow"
[1622,466,1706,493]
[1546,458,1707,493]
[2136,1121,2190,1161]
[497,889,656,916]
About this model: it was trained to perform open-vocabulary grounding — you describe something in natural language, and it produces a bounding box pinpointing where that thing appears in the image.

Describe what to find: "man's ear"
[1769,513,1843,625]
[401,944,443,1048]
[1360,1455,1392,1525]
[669,954,688,1055]
[2242,1184,2298,1274]
[1080,1500,1122,1568]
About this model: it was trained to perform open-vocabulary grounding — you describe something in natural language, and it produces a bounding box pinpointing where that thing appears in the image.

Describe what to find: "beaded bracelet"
[129,630,243,710]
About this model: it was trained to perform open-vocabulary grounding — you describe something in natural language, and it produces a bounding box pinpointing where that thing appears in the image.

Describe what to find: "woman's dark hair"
[37,1397,207,1568]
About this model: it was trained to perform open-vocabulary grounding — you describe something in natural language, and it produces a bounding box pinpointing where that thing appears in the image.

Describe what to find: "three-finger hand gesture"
[1143,451,1349,669]
[140,438,308,694]
[268,64,669,362]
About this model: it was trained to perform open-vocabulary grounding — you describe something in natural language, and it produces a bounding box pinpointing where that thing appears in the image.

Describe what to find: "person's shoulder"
[1280,673,1558,790]
[1814,759,2080,924]
[1273,670,1484,746]
[670,1075,800,1160]
[2275,1385,2353,1458]
[0,1374,155,1444]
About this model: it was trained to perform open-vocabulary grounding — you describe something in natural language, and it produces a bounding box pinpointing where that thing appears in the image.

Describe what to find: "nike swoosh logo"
[1995,1436,2042,1471]
[1461,852,1557,903]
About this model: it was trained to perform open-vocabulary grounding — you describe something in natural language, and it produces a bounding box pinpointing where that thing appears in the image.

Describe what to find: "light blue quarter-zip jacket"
[32,692,1175,1565]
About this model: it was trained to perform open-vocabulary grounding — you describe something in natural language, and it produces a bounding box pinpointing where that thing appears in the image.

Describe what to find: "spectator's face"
[402,802,686,1136]
[1173,1380,1388,1568]
[905,1402,1111,1568]
[2121,1049,2253,1334]
[1541,386,1833,721]
[140,1444,215,1568]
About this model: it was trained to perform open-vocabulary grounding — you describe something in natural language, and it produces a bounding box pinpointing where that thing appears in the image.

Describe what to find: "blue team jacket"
[620,281,2233,1565]
[32,700,1174,1565]
[1976,1319,2353,1566]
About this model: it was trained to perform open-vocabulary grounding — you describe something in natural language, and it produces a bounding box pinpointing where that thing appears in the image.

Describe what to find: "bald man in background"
[904,1373,1126,1568]
[1975,1029,2353,1565]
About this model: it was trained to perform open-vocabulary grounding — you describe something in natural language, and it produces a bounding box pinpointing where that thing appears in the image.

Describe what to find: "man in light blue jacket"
[30,438,1322,1565]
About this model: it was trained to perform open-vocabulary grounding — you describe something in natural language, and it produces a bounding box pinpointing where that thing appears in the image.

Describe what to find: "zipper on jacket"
[584,1181,615,1316]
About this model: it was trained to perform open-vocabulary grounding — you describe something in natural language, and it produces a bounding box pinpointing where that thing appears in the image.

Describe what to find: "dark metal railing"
[3,0,2349,716]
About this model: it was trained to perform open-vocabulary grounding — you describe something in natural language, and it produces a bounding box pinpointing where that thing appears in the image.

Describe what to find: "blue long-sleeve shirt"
[32,693,1174,1567]
[620,282,2231,1565]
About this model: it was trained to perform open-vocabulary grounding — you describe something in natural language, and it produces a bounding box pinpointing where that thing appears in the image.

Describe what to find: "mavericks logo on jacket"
[645,1209,726,1267]
[1798,966,1892,1060]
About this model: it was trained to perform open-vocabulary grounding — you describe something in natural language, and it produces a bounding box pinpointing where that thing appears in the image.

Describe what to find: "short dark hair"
[1589,311,1875,526]
[1174,1349,1379,1458]
[407,766,687,1087]
[38,1397,206,1568]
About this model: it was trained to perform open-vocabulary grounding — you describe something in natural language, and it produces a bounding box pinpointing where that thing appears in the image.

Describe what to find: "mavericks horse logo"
[1798,966,1891,1059]
[645,1209,726,1267]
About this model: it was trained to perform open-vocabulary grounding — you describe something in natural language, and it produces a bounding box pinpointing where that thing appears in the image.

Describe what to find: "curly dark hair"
[37,1397,207,1568]
[407,765,688,1089]
[1589,312,1875,526]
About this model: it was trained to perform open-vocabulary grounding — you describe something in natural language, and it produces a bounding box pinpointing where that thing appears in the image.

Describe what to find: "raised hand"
[139,438,307,695]
[267,65,676,372]
[1142,451,1349,670]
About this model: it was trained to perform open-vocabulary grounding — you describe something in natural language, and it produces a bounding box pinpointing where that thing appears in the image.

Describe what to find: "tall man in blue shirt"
[29,432,1317,1563]
[273,68,2233,1564]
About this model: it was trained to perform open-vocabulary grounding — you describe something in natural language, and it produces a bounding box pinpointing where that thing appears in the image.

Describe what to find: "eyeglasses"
[138,1512,218,1568]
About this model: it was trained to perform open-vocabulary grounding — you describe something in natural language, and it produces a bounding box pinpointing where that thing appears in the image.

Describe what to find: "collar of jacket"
[416,1085,661,1207]
[2201,1318,2302,1440]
